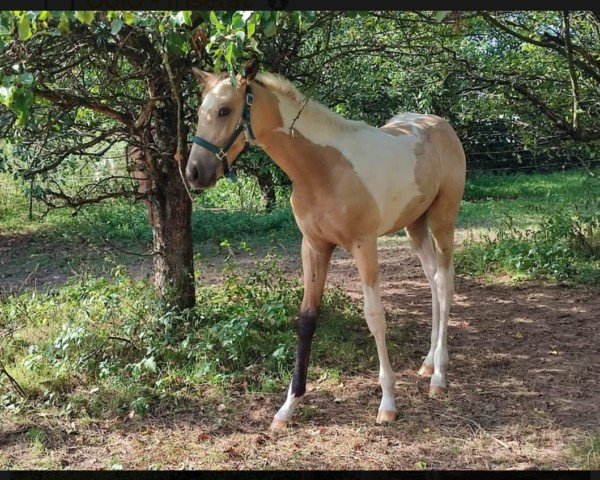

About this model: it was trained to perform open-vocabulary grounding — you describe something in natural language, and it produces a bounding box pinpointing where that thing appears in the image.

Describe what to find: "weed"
[25,427,46,449]
[456,197,600,284]
[297,404,318,422]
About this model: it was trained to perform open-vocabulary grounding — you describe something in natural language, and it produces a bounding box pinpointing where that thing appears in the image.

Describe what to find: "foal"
[186,58,466,430]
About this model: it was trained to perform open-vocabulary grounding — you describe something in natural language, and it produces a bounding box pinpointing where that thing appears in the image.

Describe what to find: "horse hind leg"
[424,191,461,397]
[406,214,440,379]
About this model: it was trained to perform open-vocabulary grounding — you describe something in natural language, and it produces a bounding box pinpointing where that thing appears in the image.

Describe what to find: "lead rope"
[288,95,310,136]
[176,151,195,202]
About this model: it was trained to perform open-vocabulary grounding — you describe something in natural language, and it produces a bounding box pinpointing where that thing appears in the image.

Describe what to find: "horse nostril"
[190,166,199,181]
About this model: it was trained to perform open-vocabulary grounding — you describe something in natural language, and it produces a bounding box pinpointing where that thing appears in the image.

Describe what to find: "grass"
[455,170,600,285]
[573,435,600,469]
[457,169,598,230]
[0,254,369,422]
[3,169,593,242]
[1,169,595,274]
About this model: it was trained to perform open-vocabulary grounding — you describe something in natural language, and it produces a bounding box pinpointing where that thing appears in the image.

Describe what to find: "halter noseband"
[191,85,255,182]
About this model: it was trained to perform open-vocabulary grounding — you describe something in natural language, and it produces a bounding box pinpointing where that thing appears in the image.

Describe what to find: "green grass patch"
[457,170,598,230]
[456,196,600,285]
[193,208,300,249]
[573,435,600,469]
[0,254,365,420]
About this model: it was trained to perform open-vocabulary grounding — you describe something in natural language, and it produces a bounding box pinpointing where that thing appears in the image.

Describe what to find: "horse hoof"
[418,364,434,377]
[428,385,446,397]
[376,410,397,424]
[269,417,288,431]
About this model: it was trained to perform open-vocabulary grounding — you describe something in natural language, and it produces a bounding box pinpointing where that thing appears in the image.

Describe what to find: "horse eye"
[218,107,231,117]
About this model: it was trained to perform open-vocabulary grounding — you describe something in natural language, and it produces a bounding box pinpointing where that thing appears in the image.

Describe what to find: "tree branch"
[20,127,123,177]
[32,88,133,126]
[480,11,600,84]
[563,11,581,134]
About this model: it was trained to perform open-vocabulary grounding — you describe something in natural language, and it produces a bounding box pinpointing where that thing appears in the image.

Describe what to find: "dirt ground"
[1,234,599,470]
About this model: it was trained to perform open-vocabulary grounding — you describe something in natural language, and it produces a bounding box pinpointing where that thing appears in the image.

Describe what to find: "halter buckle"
[216,150,227,162]
[243,124,252,142]
[246,92,254,107]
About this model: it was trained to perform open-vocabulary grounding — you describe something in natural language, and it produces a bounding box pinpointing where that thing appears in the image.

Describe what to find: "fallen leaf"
[198,432,209,442]
[223,446,237,458]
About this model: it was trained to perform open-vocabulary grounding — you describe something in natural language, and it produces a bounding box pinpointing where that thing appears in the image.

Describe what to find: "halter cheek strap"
[191,85,255,182]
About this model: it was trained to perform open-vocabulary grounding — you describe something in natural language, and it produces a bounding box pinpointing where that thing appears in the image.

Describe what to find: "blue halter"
[191,85,255,182]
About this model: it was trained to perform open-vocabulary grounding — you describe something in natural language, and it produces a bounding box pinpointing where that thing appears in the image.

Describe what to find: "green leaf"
[247,20,256,38]
[209,11,224,30]
[263,19,277,37]
[301,11,316,23]
[75,11,94,26]
[19,72,34,86]
[0,38,4,55]
[165,32,187,55]
[18,15,32,41]
[58,14,70,34]
[0,16,11,35]
[123,12,135,25]
[38,11,52,21]
[11,87,34,124]
[111,18,124,35]
[182,11,192,26]
[0,85,15,106]
[232,12,244,29]
[433,11,449,21]
[229,73,238,88]
[225,42,234,63]
[143,357,156,372]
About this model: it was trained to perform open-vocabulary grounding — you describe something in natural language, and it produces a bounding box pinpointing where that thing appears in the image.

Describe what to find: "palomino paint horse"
[186,57,466,430]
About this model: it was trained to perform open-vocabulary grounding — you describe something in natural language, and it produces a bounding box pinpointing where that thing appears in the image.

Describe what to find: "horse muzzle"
[186,148,218,190]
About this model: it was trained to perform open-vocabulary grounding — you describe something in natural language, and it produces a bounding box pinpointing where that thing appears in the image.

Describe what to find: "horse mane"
[254,72,368,133]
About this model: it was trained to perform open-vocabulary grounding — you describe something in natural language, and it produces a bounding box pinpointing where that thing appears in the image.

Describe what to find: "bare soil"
[1,234,599,470]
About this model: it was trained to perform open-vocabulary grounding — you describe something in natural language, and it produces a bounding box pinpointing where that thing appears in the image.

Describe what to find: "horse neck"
[250,83,354,188]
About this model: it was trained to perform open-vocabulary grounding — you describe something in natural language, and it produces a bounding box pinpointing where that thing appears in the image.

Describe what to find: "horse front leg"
[270,236,334,430]
[351,237,397,423]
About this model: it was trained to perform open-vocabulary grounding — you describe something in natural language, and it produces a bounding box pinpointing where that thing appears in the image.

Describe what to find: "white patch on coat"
[272,89,423,236]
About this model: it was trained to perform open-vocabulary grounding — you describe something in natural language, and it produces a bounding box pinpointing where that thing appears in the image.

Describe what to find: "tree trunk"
[149,168,195,310]
[145,88,196,310]
[257,170,276,213]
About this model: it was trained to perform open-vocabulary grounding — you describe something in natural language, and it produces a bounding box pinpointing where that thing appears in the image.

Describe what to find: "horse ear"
[192,67,214,85]
[242,56,259,81]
